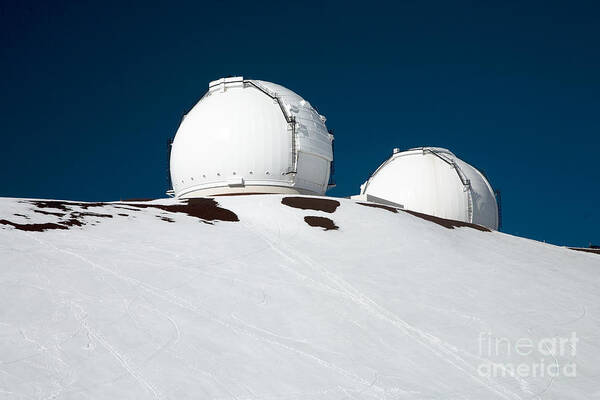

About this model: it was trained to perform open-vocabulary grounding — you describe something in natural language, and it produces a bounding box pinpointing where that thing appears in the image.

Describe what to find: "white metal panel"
[170,77,333,197]
[455,158,499,229]
[295,152,330,194]
[254,81,333,162]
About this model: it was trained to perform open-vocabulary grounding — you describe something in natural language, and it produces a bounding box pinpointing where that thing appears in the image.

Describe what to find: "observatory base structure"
[179,184,318,197]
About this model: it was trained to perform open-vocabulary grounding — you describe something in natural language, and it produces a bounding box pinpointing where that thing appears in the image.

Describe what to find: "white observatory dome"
[170,76,334,197]
[360,147,499,230]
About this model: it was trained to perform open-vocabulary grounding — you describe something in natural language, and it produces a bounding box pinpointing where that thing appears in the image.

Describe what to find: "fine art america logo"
[477,332,578,378]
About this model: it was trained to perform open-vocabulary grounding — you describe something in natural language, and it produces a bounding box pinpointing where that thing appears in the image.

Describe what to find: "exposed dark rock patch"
[25,200,105,211]
[118,213,129,217]
[130,198,238,222]
[3,201,88,230]
[2,198,238,233]
[72,212,113,218]
[69,202,106,210]
[13,214,29,219]
[402,209,491,232]
[34,209,67,217]
[357,202,399,213]
[60,218,85,227]
[25,200,71,212]
[28,199,239,223]
[569,247,600,255]
[304,216,338,231]
[282,197,340,213]
[1,219,70,232]
[113,206,142,211]
[357,201,489,232]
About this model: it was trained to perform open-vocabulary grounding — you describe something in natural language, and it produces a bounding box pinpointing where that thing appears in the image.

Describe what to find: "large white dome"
[170,77,334,197]
[360,147,500,230]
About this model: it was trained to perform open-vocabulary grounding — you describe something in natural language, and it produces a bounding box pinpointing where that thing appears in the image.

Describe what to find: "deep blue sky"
[1,1,598,246]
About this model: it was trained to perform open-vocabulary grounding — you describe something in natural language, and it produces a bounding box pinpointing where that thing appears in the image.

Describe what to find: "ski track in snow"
[247,222,524,400]
[2,196,598,399]
[23,231,394,399]
[70,301,162,400]
[23,233,163,399]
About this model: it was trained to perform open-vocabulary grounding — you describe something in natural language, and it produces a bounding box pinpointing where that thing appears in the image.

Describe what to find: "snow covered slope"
[1,195,599,399]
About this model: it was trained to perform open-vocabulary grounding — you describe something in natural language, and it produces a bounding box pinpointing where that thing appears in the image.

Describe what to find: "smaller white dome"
[361,147,499,230]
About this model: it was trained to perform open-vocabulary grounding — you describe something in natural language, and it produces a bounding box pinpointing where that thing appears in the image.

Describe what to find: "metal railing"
[244,81,298,175]
[328,131,336,187]
[422,148,473,222]
[494,189,502,230]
